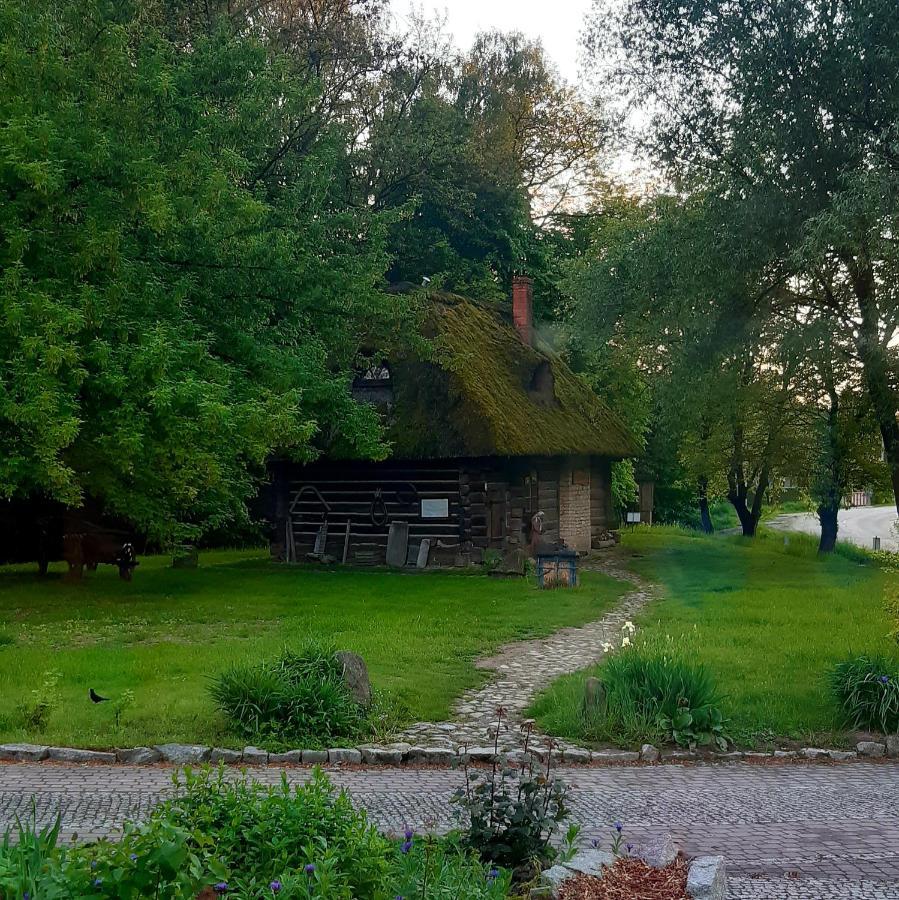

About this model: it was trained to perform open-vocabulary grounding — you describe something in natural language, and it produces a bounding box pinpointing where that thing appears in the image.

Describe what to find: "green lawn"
[531,527,898,748]
[0,551,625,749]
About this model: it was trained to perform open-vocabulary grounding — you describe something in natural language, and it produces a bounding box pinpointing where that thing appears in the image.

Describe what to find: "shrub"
[18,669,62,731]
[209,644,365,745]
[158,767,390,898]
[830,654,899,734]
[452,714,572,871]
[600,634,729,750]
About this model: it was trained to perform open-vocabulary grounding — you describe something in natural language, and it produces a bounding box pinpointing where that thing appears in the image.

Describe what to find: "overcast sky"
[394,0,593,82]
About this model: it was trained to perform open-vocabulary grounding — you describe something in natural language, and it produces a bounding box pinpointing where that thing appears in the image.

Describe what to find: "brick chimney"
[512,275,534,346]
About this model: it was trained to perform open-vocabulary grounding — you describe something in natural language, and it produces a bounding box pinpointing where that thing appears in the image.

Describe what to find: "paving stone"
[856,740,886,758]
[640,743,660,762]
[116,747,161,765]
[47,747,116,764]
[301,750,328,764]
[242,746,269,765]
[269,750,303,765]
[328,748,362,765]
[154,744,211,764]
[0,744,48,761]
[687,855,726,900]
[209,748,242,764]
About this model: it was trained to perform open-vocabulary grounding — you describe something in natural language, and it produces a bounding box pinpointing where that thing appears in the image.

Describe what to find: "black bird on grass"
[89,688,108,703]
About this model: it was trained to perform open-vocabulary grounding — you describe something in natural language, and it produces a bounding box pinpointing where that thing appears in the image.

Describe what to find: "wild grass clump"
[600,634,729,749]
[209,643,366,746]
[829,654,899,734]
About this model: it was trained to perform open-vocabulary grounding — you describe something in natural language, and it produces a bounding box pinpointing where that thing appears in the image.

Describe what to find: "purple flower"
[130,853,138,862]
[270,881,282,893]
[404,826,414,840]
[590,838,600,848]
[24,894,30,900]
[614,822,623,833]
[214,884,229,895]
[626,843,634,854]
[401,840,413,854]
[487,868,499,881]
[304,864,316,875]
[881,675,890,684]
[93,879,103,887]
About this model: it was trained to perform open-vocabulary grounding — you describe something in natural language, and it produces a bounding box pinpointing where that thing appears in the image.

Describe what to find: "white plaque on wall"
[421,498,449,518]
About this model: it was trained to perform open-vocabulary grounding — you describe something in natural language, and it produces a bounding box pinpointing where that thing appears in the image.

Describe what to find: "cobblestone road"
[2,760,898,898]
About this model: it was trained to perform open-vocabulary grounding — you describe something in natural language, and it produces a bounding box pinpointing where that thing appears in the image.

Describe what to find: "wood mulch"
[558,856,690,900]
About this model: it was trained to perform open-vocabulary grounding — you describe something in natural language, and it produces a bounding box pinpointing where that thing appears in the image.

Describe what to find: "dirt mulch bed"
[558,856,689,900]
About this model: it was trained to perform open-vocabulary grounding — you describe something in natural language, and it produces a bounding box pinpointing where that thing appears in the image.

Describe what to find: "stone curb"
[0,740,894,767]
[687,855,727,899]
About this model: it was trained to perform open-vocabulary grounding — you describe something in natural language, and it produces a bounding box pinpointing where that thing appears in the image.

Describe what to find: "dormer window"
[528,360,557,405]
[353,360,393,407]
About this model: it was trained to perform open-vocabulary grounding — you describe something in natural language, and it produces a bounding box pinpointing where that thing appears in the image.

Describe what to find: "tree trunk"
[853,263,899,515]
[698,478,713,534]
[817,500,839,553]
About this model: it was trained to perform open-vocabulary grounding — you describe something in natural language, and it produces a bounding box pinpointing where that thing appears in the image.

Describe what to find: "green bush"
[599,634,729,750]
[0,770,515,898]
[830,654,899,734]
[209,644,366,745]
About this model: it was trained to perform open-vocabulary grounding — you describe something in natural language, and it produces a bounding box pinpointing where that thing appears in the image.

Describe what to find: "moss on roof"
[385,294,639,460]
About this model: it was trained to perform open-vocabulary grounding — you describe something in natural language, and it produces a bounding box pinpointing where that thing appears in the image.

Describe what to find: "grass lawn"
[531,527,899,748]
[0,551,625,749]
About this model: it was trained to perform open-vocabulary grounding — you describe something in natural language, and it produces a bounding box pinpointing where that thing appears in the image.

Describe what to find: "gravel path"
[398,555,654,750]
[2,760,898,898]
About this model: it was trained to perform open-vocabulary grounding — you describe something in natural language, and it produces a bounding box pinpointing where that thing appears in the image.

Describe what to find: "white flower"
[621,636,632,647]
[601,642,613,653]
[622,621,636,634]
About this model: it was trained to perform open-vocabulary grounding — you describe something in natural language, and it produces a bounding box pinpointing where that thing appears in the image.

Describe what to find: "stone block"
[464,746,499,762]
[359,746,403,765]
[562,748,591,765]
[563,849,615,878]
[48,747,116,764]
[640,744,660,763]
[242,746,269,765]
[857,741,886,758]
[801,748,829,760]
[0,743,48,762]
[592,749,640,764]
[336,651,372,706]
[408,747,455,766]
[686,856,726,900]
[116,747,161,765]
[301,750,329,765]
[209,748,242,764]
[328,748,362,765]
[887,735,899,758]
[269,750,303,765]
[154,744,211,765]
[636,832,677,868]
[827,750,857,761]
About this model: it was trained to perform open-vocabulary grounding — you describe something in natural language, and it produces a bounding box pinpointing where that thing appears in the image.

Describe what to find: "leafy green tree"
[587,0,899,514]
[0,0,395,542]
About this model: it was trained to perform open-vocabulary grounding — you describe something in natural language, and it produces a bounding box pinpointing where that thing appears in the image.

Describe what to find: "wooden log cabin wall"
[268,279,639,568]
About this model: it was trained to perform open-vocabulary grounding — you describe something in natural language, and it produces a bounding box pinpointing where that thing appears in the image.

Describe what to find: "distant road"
[768,505,899,552]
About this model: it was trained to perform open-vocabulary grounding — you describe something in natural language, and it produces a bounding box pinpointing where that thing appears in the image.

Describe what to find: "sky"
[394,0,594,82]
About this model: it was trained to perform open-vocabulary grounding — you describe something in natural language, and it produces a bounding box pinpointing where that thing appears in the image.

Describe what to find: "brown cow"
[63,533,139,581]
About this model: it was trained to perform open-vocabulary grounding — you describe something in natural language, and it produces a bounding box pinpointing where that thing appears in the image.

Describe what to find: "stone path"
[398,555,654,750]
[2,760,899,898]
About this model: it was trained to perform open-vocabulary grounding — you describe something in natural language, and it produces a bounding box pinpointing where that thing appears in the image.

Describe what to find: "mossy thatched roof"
[385,294,639,460]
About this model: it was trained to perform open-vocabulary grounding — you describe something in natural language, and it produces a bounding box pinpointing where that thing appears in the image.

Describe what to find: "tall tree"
[587,0,899,514]
[0,0,397,542]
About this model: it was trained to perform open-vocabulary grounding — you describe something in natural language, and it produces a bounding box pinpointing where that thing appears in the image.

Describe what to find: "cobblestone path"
[1,760,898,898]
[398,555,654,750]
